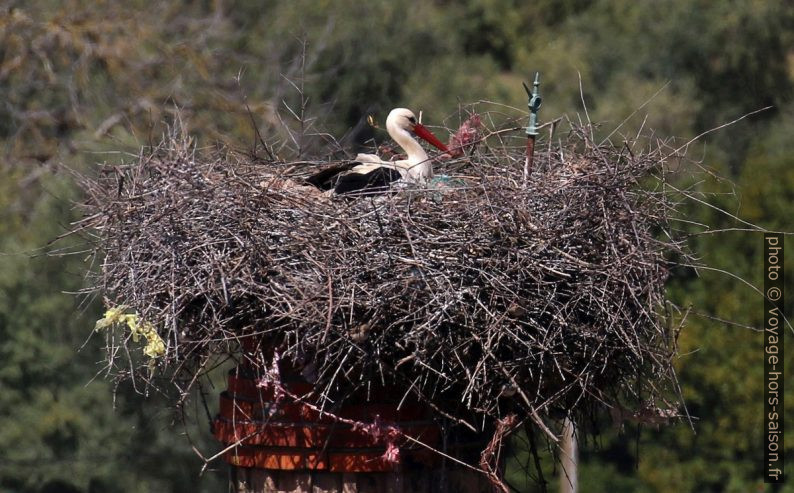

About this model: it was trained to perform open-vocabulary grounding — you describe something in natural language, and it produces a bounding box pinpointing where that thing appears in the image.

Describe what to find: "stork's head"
[386,108,449,153]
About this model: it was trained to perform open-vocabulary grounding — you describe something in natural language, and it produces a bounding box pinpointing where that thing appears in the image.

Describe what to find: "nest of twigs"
[74,113,686,450]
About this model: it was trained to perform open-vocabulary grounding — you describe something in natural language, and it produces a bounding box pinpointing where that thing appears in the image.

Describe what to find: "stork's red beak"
[413,123,449,153]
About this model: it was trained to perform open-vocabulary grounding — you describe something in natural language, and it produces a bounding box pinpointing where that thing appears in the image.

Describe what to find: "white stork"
[306,108,449,194]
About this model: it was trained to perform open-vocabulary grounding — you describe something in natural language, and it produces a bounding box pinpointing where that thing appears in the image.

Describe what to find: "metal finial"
[525,72,542,137]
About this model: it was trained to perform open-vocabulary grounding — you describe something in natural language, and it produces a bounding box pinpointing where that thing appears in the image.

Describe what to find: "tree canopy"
[1,1,792,491]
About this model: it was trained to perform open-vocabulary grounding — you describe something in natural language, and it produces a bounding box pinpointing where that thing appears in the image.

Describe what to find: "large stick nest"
[75,116,685,434]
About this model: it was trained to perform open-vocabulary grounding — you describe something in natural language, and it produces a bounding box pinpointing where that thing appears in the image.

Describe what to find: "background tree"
[1,0,791,491]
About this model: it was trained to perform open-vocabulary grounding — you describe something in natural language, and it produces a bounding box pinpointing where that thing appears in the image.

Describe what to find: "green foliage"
[1,0,793,490]
[0,171,225,492]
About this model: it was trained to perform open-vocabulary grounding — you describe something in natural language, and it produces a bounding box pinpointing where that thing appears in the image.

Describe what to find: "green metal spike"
[524,72,542,137]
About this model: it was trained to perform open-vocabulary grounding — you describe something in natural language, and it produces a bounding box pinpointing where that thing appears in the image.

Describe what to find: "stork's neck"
[389,126,432,181]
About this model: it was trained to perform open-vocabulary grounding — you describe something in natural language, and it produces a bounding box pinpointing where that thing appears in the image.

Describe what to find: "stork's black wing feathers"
[305,162,358,191]
[333,167,402,195]
[305,162,402,195]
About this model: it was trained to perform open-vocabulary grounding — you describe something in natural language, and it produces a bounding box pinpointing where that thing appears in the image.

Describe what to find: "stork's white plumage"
[307,108,448,194]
